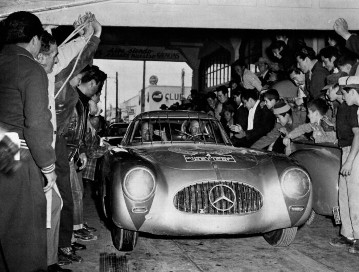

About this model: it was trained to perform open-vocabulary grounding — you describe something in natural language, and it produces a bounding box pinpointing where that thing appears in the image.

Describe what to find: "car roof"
[133,110,215,120]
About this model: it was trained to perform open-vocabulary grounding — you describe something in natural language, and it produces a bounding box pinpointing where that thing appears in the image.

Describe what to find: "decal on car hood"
[168,146,232,155]
[184,154,236,163]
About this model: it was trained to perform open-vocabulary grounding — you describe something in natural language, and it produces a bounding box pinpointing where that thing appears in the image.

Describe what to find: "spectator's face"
[342,88,358,106]
[189,121,200,135]
[233,95,241,105]
[217,91,228,104]
[338,64,352,75]
[231,82,238,90]
[272,48,282,59]
[70,73,83,87]
[326,86,339,102]
[264,98,276,110]
[141,122,153,141]
[233,65,242,76]
[276,113,289,126]
[289,71,305,86]
[307,109,321,124]
[223,111,233,122]
[328,37,337,47]
[321,56,336,72]
[296,56,310,73]
[243,98,255,110]
[258,63,268,73]
[37,43,59,74]
[207,97,216,108]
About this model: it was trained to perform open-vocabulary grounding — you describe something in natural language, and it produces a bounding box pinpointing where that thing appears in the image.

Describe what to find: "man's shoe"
[58,247,83,263]
[74,228,98,241]
[57,254,72,266]
[48,264,72,272]
[329,236,354,248]
[349,240,359,254]
[71,241,87,251]
[83,222,97,233]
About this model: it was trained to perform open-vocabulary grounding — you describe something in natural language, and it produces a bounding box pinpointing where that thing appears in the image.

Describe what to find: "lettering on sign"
[96,46,185,62]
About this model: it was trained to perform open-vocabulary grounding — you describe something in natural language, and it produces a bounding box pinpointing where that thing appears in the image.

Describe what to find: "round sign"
[152,91,163,102]
[149,75,158,85]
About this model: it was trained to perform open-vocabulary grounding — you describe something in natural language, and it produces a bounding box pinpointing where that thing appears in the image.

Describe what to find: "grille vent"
[173,181,263,215]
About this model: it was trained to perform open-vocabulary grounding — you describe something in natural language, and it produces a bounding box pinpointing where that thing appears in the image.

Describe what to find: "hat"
[273,100,291,115]
[256,57,270,65]
[338,76,359,89]
[322,72,345,91]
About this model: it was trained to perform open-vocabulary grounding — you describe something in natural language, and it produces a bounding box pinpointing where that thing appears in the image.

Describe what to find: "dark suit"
[305,60,330,100]
[232,103,275,148]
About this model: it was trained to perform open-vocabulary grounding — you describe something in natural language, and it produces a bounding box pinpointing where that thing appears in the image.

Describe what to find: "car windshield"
[125,117,230,145]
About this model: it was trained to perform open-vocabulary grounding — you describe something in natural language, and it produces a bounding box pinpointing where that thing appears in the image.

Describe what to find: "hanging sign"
[95,45,186,62]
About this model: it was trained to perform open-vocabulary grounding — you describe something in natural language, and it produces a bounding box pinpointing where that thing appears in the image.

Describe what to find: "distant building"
[120,85,190,121]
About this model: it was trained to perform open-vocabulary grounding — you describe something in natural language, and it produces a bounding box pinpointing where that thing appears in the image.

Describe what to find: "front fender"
[290,143,341,216]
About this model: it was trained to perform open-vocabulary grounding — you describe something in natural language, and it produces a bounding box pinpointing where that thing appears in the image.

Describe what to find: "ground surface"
[67,185,359,272]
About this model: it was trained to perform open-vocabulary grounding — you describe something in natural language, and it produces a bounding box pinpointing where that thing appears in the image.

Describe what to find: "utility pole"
[104,78,107,121]
[115,71,119,121]
[141,61,146,113]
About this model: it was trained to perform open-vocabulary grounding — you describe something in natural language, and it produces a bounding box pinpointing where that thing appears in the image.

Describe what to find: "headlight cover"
[123,167,156,201]
[280,167,311,199]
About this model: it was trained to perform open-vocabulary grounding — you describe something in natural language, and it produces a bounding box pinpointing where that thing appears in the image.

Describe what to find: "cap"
[273,100,291,115]
[338,76,359,88]
[322,72,345,91]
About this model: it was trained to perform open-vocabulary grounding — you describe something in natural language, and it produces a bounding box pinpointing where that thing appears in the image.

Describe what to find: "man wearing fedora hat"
[329,76,359,254]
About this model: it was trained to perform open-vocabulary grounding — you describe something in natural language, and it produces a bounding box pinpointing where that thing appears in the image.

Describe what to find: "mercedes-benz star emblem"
[209,184,236,211]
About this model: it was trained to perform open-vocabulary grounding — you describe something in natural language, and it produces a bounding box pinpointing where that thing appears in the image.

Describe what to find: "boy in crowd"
[283,98,337,154]
[329,76,359,254]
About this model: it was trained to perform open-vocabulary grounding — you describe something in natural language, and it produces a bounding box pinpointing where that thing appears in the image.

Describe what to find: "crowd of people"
[1,8,359,272]
[0,11,109,272]
[163,18,359,256]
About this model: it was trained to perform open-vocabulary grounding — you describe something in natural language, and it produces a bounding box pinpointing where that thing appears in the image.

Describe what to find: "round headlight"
[281,167,311,199]
[123,167,156,201]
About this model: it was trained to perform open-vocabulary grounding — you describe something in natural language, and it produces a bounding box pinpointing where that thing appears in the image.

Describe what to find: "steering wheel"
[175,129,212,142]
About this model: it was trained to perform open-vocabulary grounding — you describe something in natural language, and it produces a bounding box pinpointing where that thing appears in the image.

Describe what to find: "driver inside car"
[140,122,167,142]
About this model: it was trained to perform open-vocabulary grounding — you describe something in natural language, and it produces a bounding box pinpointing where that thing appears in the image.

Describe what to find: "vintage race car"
[100,110,313,251]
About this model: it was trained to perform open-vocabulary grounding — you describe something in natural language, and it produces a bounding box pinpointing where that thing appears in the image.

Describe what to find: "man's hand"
[78,152,87,170]
[43,171,57,192]
[283,137,291,146]
[341,160,353,176]
[230,124,242,133]
[333,18,351,40]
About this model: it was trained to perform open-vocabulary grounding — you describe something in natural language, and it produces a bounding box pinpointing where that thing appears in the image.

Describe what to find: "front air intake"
[173,181,263,214]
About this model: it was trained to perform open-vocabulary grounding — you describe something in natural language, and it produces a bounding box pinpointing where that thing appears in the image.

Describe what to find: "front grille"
[173,181,263,215]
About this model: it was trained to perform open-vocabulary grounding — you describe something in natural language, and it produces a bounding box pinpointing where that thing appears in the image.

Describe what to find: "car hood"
[128,144,269,170]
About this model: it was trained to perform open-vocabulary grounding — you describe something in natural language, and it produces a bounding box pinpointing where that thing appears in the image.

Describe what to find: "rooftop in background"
[1,0,359,30]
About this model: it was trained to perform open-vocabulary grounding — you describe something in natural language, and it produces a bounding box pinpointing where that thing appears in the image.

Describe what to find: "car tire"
[305,210,316,226]
[263,227,297,247]
[112,226,138,251]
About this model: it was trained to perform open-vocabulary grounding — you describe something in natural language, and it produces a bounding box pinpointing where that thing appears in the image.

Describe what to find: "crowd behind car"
[161,18,359,256]
[1,9,359,272]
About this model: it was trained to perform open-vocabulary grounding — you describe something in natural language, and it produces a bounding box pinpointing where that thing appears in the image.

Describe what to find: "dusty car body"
[290,140,341,221]
[100,110,313,251]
